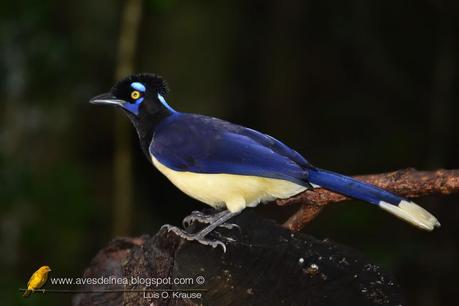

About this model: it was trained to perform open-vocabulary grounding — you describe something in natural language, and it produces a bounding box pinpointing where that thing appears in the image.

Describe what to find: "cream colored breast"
[151,156,306,213]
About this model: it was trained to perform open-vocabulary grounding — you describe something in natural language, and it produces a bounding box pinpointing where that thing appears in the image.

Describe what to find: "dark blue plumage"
[307,168,403,205]
[150,113,312,187]
[150,112,408,206]
[90,73,440,234]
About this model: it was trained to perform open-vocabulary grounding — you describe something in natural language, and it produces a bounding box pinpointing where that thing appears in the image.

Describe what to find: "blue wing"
[149,113,312,186]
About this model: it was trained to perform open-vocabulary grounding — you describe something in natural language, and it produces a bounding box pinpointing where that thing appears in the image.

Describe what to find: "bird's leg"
[162,210,241,252]
[182,210,240,230]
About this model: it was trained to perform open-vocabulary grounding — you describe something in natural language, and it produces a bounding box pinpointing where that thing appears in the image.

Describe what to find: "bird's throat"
[124,108,172,160]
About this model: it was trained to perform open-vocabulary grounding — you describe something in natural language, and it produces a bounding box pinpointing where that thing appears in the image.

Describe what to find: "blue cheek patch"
[158,94,176,113]
[131,82,146,92]
[123,97,144,115]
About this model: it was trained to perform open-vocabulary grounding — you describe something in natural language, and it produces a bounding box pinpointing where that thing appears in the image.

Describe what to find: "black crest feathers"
[111,73,169,98]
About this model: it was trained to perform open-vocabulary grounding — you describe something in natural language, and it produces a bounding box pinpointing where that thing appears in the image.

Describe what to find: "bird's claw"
[182,211,241,232]
[198,239,227,252]
[181,211,213,228]
[212,231,237,243]
[161,224,228,252]
[221,223,240,231]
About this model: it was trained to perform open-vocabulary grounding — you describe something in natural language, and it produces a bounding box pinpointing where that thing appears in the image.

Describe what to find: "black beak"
[89,93,125,106]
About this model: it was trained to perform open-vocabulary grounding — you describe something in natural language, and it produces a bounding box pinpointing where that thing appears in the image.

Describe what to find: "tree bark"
[72,211,402,306]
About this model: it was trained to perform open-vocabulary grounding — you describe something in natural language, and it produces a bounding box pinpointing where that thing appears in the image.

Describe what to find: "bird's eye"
[131,90,141,100]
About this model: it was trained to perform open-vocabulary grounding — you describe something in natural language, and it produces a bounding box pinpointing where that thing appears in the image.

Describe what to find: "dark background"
[1,1,458,305]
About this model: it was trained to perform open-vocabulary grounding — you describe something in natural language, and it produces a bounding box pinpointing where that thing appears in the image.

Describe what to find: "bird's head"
[39,266,52,273]
[90,73,174,117]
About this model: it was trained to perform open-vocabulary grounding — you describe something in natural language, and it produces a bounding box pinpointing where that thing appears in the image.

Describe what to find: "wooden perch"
[72,211,402,306]
[278,168,459,232]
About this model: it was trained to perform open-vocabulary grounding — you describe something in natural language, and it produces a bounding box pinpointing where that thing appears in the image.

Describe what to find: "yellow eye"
[131,90,141,100]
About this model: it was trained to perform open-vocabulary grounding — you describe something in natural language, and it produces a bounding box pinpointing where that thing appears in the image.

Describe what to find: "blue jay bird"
[91,73,440,251]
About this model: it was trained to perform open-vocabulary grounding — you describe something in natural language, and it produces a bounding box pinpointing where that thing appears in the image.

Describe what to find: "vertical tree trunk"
[113,0,143,236]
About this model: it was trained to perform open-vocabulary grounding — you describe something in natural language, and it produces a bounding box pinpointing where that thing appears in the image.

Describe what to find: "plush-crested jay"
[90,73,440,252]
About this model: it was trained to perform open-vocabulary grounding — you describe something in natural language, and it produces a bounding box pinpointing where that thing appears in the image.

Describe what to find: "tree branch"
[278,168,459,232]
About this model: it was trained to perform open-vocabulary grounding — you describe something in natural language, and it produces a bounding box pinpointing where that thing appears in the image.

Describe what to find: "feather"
[149,113,312,187]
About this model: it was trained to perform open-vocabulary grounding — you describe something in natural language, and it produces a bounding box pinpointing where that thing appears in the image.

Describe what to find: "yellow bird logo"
[23,265,52,298]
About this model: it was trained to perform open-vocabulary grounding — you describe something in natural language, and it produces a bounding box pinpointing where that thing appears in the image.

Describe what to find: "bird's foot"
[211,231,237,243]
[182,210,240,231]
[161,224,228,252]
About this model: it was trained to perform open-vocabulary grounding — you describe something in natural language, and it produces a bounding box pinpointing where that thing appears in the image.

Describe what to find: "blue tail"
[308,168,402,206]
[307,167,440,231]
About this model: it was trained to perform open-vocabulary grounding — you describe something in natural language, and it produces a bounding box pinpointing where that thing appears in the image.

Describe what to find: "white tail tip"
[379,200,441,231]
